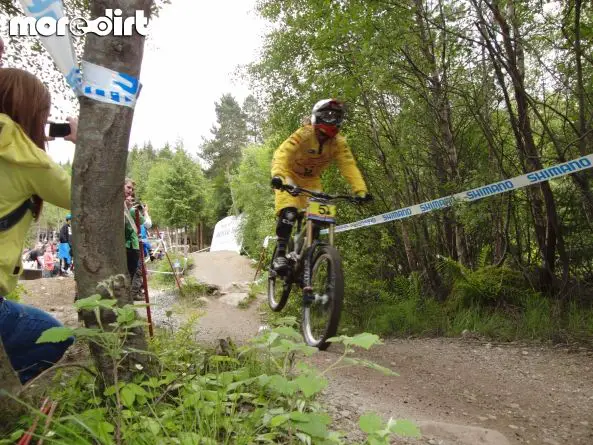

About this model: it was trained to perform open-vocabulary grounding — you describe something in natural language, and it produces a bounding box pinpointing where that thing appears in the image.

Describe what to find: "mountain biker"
[270,98,372,274]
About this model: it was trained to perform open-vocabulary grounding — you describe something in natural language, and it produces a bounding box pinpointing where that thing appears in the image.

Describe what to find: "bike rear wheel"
[267,245,292,312]
[302,245,344,350]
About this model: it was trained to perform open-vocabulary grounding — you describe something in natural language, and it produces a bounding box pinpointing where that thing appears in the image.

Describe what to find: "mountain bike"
[267,184,366,350]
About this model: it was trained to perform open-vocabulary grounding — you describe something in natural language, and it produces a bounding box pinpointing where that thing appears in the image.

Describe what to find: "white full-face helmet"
[310,98,345,137]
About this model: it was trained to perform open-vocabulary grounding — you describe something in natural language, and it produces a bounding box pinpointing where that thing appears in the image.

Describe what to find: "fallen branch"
[20,363,97,394]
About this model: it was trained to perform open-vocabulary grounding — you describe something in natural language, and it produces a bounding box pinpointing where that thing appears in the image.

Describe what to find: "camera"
[48,122,71,138]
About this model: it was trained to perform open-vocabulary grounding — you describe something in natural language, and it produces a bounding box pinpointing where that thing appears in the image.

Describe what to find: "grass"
[147,253,194,286]
[237,282,263,309]
[349,286,593,345]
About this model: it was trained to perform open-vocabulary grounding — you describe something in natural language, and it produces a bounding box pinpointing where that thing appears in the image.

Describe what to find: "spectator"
[42,247,54,278]
[124,179,143,296]
[123,180,152,300]
[58,214,72,274]
[139,203,153,259]
[0,67,75,384]
[26,244,45,269]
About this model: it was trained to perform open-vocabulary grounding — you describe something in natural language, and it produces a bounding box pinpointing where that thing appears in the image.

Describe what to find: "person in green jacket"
[0,68,75,384]
[124,178,149,299]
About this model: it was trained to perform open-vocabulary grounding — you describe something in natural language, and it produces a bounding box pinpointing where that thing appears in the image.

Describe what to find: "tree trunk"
[72,0,154,386]
[572,0,592,159]
[359,89,418,271]
[401,221,419,272]
[475,0,567,289]
[564,0,593,224]
[413,0,469,266]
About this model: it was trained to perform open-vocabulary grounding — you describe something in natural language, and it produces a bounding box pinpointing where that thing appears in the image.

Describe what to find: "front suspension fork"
[302,220,318,305]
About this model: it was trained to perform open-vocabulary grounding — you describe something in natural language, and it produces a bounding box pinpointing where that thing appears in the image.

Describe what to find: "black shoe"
[273,255,289,275]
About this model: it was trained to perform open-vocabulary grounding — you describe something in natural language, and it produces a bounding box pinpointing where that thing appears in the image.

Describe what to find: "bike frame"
[274,184,356,297]
[290,200,334,260]
[285,197,337,300]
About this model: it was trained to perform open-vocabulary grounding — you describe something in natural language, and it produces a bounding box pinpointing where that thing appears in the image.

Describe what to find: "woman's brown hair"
[0,68,51,150]
[0,68,52,219]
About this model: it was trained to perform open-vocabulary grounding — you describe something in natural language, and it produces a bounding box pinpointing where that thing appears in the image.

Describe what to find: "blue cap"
[66,213,72,220]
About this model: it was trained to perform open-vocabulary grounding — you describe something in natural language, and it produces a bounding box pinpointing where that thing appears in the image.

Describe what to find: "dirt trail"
[18,253,593,445]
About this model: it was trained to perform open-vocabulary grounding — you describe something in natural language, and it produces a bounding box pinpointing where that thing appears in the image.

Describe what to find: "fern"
[392,274,421,301]
[448,265,534,311]
[477,245,492,268]
[435,255,469,286]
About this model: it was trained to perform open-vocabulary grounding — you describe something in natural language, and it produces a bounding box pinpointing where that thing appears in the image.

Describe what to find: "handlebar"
[274,183,364,203]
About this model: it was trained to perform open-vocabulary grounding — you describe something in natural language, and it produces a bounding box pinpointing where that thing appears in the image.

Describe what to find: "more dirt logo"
[9,7,149,37]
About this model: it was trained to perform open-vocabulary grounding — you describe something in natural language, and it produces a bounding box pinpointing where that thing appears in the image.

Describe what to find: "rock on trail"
[146,249,266,346]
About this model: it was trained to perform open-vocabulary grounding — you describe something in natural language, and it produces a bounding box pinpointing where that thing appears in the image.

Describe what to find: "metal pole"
[135,209,153,338]
[253,245,266,281]
[153,224,185,297]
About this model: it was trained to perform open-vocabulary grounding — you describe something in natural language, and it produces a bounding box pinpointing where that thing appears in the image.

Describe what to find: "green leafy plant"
[4,309,418,445]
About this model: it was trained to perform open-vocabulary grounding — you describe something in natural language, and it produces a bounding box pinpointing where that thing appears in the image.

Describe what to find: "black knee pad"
[276,207,298,239]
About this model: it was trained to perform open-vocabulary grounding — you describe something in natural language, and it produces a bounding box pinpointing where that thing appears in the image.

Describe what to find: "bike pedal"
[303,287,314,305]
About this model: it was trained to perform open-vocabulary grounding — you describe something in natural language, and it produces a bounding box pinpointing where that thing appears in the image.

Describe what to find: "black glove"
[271,176,284,189]
[355,193,373,203]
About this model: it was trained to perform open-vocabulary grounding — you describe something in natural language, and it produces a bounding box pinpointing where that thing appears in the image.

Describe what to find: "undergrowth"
[338,258,593,344]
[3,294,420,445]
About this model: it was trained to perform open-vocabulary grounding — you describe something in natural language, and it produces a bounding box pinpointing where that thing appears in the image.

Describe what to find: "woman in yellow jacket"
[270,99,372,273]
[0,68,74,384]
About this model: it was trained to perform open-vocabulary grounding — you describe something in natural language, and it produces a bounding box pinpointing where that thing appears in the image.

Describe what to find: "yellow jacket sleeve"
[22,157,71,210]
[0,113,70,211]
[334,136,368,195]
[271,126,307,181]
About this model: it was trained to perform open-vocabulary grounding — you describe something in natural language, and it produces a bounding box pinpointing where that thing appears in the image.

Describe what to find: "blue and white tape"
[18,0,79,87]
[18,0,142,108]
[80,61,141,108]
[321,154,593,235]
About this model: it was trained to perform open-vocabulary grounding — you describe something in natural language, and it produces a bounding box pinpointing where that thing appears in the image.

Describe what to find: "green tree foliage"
[243,94,266,144]
[127,142,157,199]
[221,0,593,340]
[144,147,207,230]
[230,143,276,250]
[245,0,593,288]
[201,94,249,174]
[199,93,253,221]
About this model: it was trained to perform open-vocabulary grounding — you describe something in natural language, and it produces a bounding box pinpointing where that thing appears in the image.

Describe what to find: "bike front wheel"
[267,245,292,312]
[302,245,344,350]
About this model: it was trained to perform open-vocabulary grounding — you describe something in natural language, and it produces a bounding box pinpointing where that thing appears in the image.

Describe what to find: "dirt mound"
[189,250,256,289]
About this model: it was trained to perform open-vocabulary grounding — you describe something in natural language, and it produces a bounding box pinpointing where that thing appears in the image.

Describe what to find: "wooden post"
[199,222,203,250]
[134,210,153,338]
